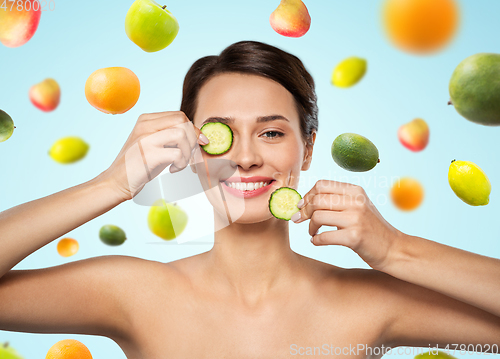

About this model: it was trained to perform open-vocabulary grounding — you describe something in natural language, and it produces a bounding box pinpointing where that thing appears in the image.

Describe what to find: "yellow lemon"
[49,136,89,164]
[148,199,188,240]
[448,160,491,206]
[331,57,367,88]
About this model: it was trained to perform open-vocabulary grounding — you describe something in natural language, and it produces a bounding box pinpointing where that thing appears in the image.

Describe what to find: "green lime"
[99,224,127,246]
[0,109,15,143]
[331,133,379,172]
[448,160,491,206]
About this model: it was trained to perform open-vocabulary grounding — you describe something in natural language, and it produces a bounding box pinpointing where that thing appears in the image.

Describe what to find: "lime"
[49,136,89,164]
[99,224,127,246]
[331,57,367,88]
[0,109,15,143]
[331,133,379,172]
[448,160,491,206]
[148,199,188,240]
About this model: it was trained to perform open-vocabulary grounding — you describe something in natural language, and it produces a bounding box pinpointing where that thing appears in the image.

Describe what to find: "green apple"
[148,199,188,240]
[0,342,24,359]
[125,0,179,52]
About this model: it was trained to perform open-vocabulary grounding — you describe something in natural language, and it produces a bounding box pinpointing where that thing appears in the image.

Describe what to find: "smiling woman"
[0,40,499,359]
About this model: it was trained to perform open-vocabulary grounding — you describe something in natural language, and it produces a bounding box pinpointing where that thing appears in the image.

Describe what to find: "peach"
[0,0,41,47]
[29,78,60,112]
[269,0,311,38]
[398,118,429,151]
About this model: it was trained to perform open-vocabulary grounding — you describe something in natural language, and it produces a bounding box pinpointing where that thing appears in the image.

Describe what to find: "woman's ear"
[301,130,316,171]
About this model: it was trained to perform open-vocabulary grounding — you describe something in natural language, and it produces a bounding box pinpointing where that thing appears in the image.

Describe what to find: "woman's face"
[191,72,314,224]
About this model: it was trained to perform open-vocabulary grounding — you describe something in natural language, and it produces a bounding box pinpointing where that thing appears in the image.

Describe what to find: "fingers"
[136,111,207,146]
[293,193,350,224]
[139,127,193,172]
[310,228,354,247]
[307,210,353,237]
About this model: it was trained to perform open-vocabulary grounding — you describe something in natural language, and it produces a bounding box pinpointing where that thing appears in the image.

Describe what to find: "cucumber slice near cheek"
[200,122,233,155]
[269,187,302,220]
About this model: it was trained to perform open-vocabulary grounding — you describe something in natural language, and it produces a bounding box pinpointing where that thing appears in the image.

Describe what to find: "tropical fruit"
[390,177,424,211]
[45,339,92,359]
[148,199,188,240]
[331,133,379,172]
[49,137,89,164]
[0,109,15,142]
[382,0,459,54]
[448,160,491,206]
[57,238,79,257]
[29,78,61,112]
[0,1,41,48]
[99,225,127,246]
[269,0,311,38]
[398,118,429,151]
[449,53,500,126]
[0,341,24,359]
[85,67,140,114]
[331,57,367,88]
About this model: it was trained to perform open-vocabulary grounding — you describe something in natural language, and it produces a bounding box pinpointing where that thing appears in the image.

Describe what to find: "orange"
[382,0,459,54]
[45,339,93,359]
[390,177,424,211]
[57,238,79,257]
[85,67,140,114]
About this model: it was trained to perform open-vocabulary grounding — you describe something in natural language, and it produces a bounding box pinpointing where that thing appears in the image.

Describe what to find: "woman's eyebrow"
[201,115,289,126]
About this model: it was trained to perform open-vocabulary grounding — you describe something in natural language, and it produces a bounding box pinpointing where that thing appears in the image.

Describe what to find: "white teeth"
[225,181,271,191]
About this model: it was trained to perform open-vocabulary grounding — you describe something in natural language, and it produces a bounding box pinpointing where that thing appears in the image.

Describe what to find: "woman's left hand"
[291,180,405,272]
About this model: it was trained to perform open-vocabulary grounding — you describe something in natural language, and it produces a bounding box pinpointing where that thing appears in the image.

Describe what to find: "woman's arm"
[0,173,123,277]
[384,232,500,318]
[293,180,500,318]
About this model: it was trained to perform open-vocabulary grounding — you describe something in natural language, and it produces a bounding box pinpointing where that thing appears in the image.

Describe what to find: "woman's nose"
[229,135,263,171]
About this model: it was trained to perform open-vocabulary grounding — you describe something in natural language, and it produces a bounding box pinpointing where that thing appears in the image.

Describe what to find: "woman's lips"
[220,180,276,198]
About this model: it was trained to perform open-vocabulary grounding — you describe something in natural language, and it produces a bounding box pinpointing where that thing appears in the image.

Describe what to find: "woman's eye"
[262,131,284,139]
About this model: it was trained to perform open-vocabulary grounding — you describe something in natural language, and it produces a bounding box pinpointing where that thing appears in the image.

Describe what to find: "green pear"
[0,110,15,143]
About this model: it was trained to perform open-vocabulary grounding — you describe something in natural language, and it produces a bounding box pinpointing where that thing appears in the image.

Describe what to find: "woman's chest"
[122,290,386,359]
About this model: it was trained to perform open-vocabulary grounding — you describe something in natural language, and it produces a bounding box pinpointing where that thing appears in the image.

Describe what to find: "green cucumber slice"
[268,187,302,220]
[200,122,233,155]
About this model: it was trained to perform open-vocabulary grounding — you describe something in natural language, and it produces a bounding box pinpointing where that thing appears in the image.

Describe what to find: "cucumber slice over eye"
[200,122,233,155]
[268,187,302,220]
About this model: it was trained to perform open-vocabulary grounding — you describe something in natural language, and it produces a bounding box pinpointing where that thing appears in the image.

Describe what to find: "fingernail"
[291,211,301,222]
[199,133,209,145]
[297,199,304,208]
[310,237,314,243]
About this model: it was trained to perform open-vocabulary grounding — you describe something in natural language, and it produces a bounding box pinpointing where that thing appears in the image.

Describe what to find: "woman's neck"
[203,211,302,306]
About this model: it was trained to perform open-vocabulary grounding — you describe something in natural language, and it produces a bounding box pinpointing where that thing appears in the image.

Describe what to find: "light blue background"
[1,0,499,357]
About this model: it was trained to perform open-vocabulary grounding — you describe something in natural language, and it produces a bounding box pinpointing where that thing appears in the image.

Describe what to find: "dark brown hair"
[180,40,318,146]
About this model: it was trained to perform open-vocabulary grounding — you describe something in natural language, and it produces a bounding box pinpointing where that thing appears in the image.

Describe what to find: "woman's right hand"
[100,111,209,202]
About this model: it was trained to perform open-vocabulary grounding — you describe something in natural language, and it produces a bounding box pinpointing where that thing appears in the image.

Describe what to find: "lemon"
[49,136,89,164]
[331,57,367,88]
[448,160,491,206]
[148,199,188,240]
